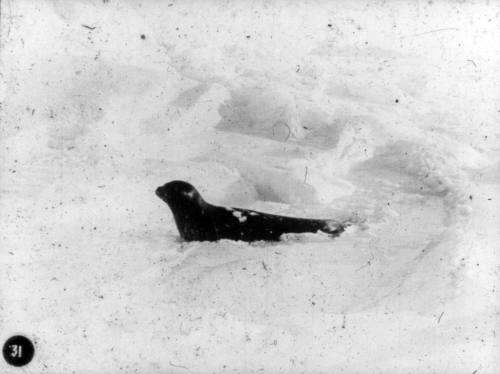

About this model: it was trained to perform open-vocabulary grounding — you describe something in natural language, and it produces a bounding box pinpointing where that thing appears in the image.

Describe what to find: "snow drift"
[1,1,499,373]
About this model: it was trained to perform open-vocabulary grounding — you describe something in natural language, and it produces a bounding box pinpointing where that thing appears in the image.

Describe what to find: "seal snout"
[155,186,166,198]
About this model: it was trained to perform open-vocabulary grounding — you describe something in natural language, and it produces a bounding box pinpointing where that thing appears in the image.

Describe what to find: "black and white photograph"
[1,0,499,373]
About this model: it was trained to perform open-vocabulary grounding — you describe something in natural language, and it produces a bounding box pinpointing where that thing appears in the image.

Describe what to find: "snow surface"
[1,1,499,373]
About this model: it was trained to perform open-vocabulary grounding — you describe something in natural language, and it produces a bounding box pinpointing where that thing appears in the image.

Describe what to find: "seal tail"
[321,220,349,237]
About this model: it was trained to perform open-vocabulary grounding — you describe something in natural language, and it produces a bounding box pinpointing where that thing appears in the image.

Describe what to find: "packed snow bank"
[1,1,499,373]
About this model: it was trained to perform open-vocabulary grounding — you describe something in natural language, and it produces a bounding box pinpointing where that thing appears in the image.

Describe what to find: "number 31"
[9,345,22,358]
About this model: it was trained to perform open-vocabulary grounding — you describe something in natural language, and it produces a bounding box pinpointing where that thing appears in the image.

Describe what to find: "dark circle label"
[2,335,35,367]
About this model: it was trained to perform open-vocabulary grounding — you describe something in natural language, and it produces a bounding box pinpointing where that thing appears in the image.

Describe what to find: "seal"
[156,180,353,242]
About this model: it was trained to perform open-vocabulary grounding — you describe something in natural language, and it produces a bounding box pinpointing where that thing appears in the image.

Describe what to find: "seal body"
[155,180,346,242]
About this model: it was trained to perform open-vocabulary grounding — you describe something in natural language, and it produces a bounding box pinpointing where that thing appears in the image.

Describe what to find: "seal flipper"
[321,216,367,237]
[320,220,347,237]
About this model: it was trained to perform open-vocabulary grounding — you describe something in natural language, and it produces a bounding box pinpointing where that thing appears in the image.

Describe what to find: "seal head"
[155,180,204,208]
[155,181,217,241]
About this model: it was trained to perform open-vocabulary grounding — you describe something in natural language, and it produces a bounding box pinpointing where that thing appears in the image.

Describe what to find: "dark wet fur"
[156,180,346,242]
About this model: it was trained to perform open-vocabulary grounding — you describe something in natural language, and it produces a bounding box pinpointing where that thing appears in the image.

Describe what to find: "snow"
[1,1,499,373]
[232,211,247,223]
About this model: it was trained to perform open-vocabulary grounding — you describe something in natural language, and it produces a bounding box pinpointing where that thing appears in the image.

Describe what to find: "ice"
[1,1,499,373]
